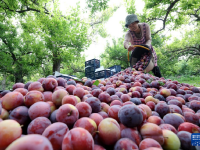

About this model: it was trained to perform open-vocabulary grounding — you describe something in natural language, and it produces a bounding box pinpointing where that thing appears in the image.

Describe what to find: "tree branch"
[1,0,50,14]
[151,0,180,35]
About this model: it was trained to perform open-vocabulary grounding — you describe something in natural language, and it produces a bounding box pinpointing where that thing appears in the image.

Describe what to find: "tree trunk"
[1,74,6,90]
[53,54,61,73]
[14,67,24,83]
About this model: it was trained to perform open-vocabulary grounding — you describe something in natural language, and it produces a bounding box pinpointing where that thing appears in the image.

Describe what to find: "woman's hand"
[128,45,135,51]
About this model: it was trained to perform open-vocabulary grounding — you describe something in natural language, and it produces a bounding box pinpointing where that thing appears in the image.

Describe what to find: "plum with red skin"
[167,83,178,91]
[0,120,22,150]
[110,100,123,106]
[152,111,160,117]
[94,144,106,150]
[169,105,183,115]
[110,95,121,102]
[142,82,151,88]
[146,101,155,111]
[56,77,66,87]
[56,104,79,128]
[154,94,166,102]
[132,91,141,98]
[114,138,139,150]
[24,81,33,89]
[82,94,93,101]
[42,122,69,150]
[9,106,30,125]
[108,105,121,122]
[159,123,178,134]
[151,81,160,89]
[184,112,199,125]
[115,92,123,98]
[101,102,110,113]
[85,97,101,113]
[62,127,94,150]
[2,92,24,111]
[177,131,192,150]
[189,100,200,112]
[191,87,200,93]
[169,89,177,96]
[98,111,108,119]
[53,86,65,91]
[12,82,25,90]
[24,90,44,107]
[91,89,103,97]
[28,81,44,92]
[28,101,51,120]
[27,117,51,134]
[155,102,170,118]
[163,113,184,129]
[140,123,164,145]
[46,101,56,113]
[98,118,121,146]
[89,113,103,126]
[43,91,53,102]
[168,99,182,108]
[120,128,142,146]
[121,94,131,103]
[147,116,164,125]
[188,95,199,102]
[139,138,162,150]
[76,102,92,118]
[84,80,93,87]
[73,117,97,136]
[0,108,9,119]
[62,95,78,106]
[65,85,76,95]
[98,92,111,103]
[42,78,58,91]
[14,88,28,96]
[6,134,53,150]
[106,87,116,96]
[118,104,143,128]
[73,87,85,99]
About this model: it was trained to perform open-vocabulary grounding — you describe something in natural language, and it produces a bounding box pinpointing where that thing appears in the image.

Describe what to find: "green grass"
[166,75,200,87]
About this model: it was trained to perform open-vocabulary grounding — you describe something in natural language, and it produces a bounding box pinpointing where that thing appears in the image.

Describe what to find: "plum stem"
[67,110,72,116]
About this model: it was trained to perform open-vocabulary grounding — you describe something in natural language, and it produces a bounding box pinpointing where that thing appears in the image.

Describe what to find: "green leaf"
[93,80,100,86]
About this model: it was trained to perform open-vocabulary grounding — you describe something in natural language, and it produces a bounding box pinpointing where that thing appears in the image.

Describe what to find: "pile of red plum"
[133,52,151,71]
[1,67,200,150]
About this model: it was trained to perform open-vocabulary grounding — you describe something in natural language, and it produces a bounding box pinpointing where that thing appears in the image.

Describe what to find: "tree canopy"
[0,0,200,90]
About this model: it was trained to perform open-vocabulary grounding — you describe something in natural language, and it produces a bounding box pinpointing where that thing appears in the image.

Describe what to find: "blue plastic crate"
[95,70,111,79]
[85,59,100,68]
[85,72,95,80]
[85,66,95,74]
[108,65,121,75]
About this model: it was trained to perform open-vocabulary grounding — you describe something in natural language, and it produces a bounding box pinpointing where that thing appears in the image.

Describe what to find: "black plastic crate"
[85,72,95,80]
[108,65,121,74]
[95,70,111,79]
[85,59,100,68]
[85,66,95,74]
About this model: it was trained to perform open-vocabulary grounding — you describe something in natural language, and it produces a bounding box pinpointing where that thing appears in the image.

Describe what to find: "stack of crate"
[85,59,100,80]
[109,65,121,76]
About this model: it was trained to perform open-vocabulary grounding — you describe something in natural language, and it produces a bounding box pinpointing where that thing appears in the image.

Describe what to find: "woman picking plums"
[123,14,162,78]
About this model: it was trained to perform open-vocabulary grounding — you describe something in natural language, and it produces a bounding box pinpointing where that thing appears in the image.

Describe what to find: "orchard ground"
[167,75,200,88]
